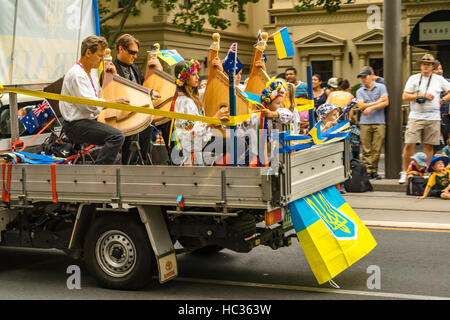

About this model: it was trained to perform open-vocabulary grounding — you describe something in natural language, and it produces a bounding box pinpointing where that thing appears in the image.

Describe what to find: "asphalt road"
[0,226,448,301]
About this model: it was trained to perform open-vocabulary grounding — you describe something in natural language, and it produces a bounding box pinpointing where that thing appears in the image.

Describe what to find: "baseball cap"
[327,77,338,89]
[357,68,372,78]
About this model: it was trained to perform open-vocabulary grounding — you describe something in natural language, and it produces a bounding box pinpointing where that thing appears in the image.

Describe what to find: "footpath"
[343,162,450,230]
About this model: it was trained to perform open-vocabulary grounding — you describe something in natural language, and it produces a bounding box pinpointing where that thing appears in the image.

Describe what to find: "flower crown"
[175,59,201,87]
[260,78,288,105]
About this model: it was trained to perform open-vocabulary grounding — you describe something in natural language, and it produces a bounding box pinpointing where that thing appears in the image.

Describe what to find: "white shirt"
[60,63,105,122]
[404,73,450,120]
[174,88,208,154]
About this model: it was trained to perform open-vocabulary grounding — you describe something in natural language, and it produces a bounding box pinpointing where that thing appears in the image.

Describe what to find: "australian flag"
[20,99,55,133]
[222,43,243,75]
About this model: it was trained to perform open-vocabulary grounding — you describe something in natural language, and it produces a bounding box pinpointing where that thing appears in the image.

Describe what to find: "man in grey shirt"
[356,68,389,180]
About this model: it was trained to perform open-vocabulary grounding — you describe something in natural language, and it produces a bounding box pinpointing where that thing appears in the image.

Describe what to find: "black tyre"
[84,213,155,290]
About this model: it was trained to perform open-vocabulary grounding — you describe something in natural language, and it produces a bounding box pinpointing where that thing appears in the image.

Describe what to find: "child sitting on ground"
[406,152,428,180]
[316,103,340,133]
[417,155,450,200]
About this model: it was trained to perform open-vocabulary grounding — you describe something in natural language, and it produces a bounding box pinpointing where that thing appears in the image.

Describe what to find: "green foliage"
[99,0,423,39]
[293,0,343,14]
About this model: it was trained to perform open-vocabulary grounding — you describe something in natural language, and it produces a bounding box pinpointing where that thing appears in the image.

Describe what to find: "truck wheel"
[84,214,155,290]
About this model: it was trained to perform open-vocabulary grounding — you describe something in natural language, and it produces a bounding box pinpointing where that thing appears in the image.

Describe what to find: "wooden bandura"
[97,49,154,136]
[202,33,252,120]
[142,43,177,126]
[244,31,270,107]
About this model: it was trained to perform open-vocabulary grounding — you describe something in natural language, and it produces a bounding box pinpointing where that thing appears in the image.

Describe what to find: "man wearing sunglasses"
[112,33,161,165]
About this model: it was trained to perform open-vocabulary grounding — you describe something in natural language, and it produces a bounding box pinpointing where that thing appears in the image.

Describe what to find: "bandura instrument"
[202,33,252,120]
[142,44,177,126]
[97,49,154,136]
[244,31,270,107]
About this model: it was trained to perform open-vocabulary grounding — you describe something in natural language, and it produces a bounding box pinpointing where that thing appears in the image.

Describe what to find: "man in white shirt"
[398,54,450,183]
[60,35,130,165]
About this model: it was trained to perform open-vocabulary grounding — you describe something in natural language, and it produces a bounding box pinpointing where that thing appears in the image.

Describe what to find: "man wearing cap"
[399,54,450,184]
[362,66,384,85]
[356,67,389,180]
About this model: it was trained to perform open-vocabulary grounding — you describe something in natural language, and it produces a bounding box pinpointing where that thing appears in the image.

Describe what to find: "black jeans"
[63,119,125,165]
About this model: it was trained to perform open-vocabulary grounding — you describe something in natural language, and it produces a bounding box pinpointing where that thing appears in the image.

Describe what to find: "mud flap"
[137,205,178,283]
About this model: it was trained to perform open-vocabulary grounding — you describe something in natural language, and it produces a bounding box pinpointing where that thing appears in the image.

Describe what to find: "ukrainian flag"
[158,50,184,66]
[242,91,262,106]
[273,27,295,60]
[288,186,377,285]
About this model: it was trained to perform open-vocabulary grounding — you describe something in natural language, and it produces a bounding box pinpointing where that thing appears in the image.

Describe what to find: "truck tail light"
[265,208,282,226]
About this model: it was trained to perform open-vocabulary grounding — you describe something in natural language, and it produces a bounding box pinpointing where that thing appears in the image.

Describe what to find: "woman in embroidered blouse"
[173,59,229,165]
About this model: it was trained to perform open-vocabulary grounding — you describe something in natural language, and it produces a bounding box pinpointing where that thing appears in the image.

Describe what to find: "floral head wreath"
[175,59,201,87]
[260,78,288,105]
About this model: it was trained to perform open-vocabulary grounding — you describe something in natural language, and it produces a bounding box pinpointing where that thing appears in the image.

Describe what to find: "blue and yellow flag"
[241,91,262,106]
[158,50,184,66]
[288,186,377,285]
[273,27,294,60]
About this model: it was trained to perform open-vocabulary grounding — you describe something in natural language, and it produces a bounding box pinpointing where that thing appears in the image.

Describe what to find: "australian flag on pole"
[20,99,55,133]
[222,43,243,75]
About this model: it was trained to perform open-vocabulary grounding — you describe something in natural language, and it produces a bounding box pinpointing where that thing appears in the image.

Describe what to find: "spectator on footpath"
[362,65,384,85]
[326,78,354,108]
[416,155,450,200]
[326,77,338,96]
[399,54,450,184]
[284,67,300,86]
[406,151,428,180]
[442,137,450,157]
[433,60,450,150]
[356,67,389,180]
[312,74,328,121]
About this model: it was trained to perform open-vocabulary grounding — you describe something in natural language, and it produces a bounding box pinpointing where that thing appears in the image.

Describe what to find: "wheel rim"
[95,230,137,278]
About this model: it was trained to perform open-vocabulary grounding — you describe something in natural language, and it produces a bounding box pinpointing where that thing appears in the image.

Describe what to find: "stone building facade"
[103,0,450,87]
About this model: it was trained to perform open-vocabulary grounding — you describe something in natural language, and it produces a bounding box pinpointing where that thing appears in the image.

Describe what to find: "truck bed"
[4,141,348,210]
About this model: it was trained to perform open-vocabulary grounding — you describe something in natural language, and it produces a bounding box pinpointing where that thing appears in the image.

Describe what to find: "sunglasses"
[124,47,138,55]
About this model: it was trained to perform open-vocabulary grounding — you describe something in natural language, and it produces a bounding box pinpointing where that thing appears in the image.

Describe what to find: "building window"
[269,0,275,24]
[369,58,383,77]
[311,60,333,83]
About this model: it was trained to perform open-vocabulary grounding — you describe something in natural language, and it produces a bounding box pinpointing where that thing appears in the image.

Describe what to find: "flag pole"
[306,66,315,131]
[228,46,238,166]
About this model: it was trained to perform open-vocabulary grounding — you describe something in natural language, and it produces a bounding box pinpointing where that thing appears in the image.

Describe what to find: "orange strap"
[19,117,56,152]
[50,163,58,203]
[64,144,95,162]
